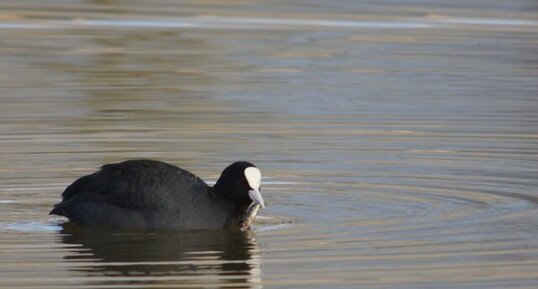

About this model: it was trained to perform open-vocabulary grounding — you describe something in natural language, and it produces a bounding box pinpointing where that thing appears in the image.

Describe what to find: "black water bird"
[50,160,265,230]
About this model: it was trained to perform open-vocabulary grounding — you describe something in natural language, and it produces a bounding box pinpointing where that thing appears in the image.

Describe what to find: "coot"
[50,160,265,230]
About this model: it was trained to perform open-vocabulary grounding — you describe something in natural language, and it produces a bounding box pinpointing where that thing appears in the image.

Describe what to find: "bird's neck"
[211,182,250,207]
[211,181,229,199]
[211,184,251,229]
[212,178,238,201]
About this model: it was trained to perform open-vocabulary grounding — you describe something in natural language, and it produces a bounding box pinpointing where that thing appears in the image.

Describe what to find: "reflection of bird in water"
[59,223,261,288]
[50,160,265,230]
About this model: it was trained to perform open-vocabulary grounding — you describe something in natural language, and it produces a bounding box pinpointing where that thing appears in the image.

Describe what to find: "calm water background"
[1,0,538,288]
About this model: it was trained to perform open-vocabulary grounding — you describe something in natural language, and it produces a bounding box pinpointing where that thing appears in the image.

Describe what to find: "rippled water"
[1,0,538,288]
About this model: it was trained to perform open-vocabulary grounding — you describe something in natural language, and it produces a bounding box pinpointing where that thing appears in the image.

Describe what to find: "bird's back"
[51,160,232,230]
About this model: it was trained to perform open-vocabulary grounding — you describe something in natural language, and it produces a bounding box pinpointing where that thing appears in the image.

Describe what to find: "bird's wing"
[59,160,207,210]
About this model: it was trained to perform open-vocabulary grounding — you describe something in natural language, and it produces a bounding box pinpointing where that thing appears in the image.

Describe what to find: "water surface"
[1,0,538,288]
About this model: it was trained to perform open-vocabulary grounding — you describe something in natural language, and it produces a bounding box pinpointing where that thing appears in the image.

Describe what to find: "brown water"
[1,0,538,288]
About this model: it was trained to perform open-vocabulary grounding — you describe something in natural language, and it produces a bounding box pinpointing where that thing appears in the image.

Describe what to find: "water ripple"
[0,16,536,30]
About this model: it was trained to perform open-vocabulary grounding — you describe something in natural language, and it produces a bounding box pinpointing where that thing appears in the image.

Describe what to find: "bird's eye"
[239,177,249,185]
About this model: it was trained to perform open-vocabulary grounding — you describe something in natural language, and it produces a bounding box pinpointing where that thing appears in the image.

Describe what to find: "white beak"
[248,189,266,209]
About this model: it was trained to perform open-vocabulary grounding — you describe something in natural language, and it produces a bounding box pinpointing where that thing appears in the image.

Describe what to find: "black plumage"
[50,160,264,230]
